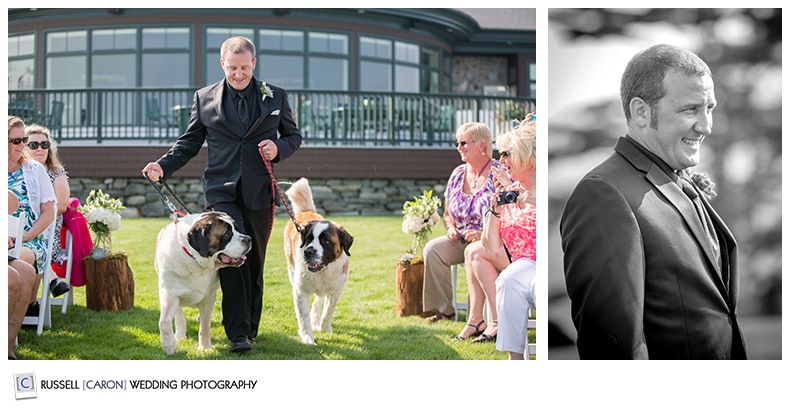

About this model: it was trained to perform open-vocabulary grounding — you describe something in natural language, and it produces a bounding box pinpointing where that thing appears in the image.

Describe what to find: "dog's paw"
[300,334,316,345]
[162,341,177,355]
[198,341,213,351]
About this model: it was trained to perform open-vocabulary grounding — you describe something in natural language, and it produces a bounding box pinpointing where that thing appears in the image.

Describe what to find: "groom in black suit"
[560,44,746,359]
[143,36,302,352]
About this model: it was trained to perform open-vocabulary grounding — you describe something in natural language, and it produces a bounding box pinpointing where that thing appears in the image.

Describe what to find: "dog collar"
[181,245,196,260]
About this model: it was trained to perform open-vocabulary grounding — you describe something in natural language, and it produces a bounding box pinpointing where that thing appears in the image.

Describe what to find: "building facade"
[8,8,536,216]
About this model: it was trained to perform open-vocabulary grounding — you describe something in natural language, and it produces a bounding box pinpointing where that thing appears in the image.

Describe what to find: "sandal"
[425,311,455,323]
[452,320,486,341]
[471,320,497,343]
[471,333,497,343]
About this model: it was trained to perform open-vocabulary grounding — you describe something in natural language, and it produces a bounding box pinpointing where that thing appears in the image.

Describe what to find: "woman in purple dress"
[423,122,504,324]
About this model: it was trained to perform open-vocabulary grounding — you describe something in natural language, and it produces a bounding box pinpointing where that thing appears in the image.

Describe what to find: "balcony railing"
[8,89,535,148]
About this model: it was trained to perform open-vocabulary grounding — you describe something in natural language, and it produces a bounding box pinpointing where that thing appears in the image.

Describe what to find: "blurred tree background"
[547,8,782,359]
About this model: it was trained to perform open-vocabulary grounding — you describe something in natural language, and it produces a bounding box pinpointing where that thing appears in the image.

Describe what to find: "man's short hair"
[220,36,256,59]
[620,44,712,122]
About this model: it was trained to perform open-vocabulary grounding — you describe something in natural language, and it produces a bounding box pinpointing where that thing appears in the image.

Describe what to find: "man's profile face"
[221,49,256,91]
[643,69,716,171]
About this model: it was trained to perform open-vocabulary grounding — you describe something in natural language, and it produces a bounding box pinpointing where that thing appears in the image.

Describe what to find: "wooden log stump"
[396,260,424,317]
[84,254,135,311]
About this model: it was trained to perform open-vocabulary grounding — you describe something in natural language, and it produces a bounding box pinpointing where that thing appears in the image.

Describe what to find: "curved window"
[359,36,447,93]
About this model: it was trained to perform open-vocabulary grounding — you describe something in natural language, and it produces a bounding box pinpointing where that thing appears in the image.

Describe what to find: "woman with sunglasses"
[24,124,71,296]
[8,116,60,311]
[422,122,507,324]
[482,115,537,358]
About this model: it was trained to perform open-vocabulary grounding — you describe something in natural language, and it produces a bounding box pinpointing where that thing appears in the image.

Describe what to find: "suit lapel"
[646,166,722,279]
[249,79,272,135]
[615,138,724,284]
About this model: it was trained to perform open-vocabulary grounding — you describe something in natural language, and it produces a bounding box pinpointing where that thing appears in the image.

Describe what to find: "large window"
[307,32,348,90]
[259,29,304,89]
[91,29,137,88]
[142,27,190,88]
[8,34,35,90]
[359,36,447,93]
[359,36,392,91]
[46,30,88,88]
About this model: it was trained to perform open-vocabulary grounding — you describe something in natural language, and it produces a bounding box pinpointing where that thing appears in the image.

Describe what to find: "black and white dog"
[155,211,251,355]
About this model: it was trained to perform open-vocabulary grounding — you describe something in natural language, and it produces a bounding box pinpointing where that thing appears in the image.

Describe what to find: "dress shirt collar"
[624,135,680,183]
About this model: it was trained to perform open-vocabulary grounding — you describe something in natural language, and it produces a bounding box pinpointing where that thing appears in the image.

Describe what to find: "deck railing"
[8,89,535,148]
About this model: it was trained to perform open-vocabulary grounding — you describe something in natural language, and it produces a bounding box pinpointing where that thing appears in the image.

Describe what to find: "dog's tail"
[285,177,316,214]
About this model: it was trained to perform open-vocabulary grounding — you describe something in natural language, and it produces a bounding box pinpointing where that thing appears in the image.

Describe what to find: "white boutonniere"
[260,82,274,102]
[688,170,718,200]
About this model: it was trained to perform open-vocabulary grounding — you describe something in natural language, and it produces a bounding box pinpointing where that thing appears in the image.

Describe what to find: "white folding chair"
[450,263,467,321]
[10,213,26,349]
[49,229,74,314]
[21,218,59,336]
[8,213,26,259]
[526,307,537,359]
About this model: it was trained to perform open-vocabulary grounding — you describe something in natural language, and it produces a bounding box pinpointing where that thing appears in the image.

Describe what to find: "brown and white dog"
[284,178,353,345]
[155,211,251,355]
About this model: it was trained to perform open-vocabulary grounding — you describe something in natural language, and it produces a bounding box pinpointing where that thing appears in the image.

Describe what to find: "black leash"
[144,174,193,219]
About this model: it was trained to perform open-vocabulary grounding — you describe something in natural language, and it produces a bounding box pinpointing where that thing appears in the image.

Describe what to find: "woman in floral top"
[422,122,505,323]
[8,115,57,306]
[481,116,537,358]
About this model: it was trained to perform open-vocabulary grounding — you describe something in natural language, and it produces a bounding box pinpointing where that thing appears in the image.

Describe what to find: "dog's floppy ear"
[337,225,354,256]
[187,223,212,258]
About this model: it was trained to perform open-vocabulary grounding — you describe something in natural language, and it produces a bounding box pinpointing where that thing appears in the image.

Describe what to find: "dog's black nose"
[304,247,317,259]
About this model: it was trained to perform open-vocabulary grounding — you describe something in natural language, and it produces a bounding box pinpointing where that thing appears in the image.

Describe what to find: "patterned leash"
[144,174,192,219]
[259,145,301,233]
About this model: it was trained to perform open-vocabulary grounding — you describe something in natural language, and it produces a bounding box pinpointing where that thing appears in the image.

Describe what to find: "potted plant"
[78,190,134,311]
[396,190,442,317]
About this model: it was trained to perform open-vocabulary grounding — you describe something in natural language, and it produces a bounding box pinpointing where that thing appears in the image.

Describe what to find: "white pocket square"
[271,110,280,116]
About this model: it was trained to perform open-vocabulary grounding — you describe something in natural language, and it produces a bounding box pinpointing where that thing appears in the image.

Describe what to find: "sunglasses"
[8,136,29,145]
[27,141,51,150]
[499,151,511,158]
[454,140,474,148]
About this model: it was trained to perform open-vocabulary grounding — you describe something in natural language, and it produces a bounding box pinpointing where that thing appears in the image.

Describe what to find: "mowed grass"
[15,215,534,360]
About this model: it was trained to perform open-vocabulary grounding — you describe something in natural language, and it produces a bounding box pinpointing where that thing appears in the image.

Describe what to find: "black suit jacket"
[560,137,746,359]
[157,78,302,210]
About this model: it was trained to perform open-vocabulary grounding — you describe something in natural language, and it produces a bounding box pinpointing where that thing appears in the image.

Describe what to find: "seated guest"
[450,239,510,342]
[25,124,71,293]
[8,116,61,314]
[422,122,505,323]
[482,116,537,358]
[8,190,36,359]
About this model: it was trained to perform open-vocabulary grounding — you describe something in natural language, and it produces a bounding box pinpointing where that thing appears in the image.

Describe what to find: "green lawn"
[16,215,534,360]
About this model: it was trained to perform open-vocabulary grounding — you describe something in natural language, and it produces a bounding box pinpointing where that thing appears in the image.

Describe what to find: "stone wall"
[68,177,447,218]
[452,55,510,95]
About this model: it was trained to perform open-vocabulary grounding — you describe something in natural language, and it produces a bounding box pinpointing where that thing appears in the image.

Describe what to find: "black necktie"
[680,177,721,270]
[235,93,250,129]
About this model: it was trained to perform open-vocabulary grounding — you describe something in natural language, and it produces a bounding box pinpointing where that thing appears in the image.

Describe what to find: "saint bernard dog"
[154,211,251,355]
[284,178,354,345]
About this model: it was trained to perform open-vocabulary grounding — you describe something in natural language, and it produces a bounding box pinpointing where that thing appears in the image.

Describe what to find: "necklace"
[469,158,491,189]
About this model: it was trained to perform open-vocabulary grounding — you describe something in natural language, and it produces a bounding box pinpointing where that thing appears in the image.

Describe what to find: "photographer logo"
[14,372,37,399]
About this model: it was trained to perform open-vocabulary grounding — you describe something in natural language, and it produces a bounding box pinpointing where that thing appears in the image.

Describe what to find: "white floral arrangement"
[400,190,442,263]
[78,189,126,259]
